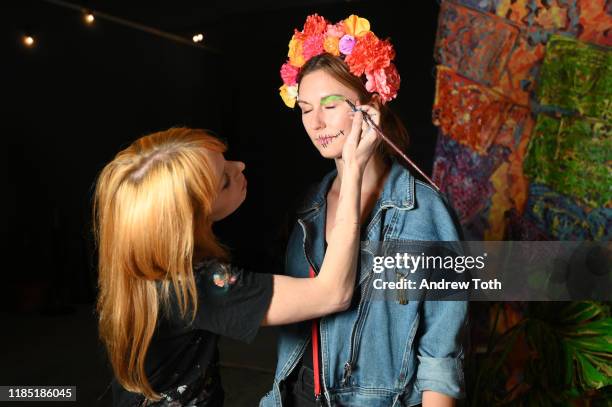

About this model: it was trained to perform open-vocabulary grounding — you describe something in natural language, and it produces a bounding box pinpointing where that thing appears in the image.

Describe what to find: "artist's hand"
[341,103,381,173]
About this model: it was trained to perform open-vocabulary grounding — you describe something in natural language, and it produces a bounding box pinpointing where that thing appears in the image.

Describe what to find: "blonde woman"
[94,123,378,406]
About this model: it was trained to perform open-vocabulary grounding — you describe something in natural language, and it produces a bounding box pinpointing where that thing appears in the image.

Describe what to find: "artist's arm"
[262,106,379,326]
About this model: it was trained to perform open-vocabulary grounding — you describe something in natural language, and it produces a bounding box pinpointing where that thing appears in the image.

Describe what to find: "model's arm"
[423,391,455,406]
[414,193,468,401]
[262,106,379,326]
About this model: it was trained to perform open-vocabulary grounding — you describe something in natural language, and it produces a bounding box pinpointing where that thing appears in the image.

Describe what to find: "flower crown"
[279,14,401,108]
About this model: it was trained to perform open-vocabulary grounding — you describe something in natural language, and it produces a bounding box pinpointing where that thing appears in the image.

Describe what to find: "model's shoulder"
[413,178,460,218]
[414,179,446,203]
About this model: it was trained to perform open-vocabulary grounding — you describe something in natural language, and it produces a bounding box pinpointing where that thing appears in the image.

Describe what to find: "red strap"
[309,266,322,400]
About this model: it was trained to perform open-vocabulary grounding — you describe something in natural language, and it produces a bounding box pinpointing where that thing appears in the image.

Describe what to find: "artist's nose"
[233,161,245,173]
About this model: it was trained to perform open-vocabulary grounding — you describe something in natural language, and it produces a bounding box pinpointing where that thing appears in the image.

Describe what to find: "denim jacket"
[260,160,468,407]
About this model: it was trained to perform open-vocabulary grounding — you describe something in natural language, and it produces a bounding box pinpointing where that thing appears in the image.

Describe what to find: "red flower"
[345,32,395,76]
[302,14,328,36]
[292,28,306,42]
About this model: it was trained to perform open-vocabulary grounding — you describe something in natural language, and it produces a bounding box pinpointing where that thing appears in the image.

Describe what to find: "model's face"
[297,70,360,159]
[206,150,247,222]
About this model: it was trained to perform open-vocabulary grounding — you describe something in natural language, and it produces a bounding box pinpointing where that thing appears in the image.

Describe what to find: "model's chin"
[315,139,345,158]
[318,146,342,159]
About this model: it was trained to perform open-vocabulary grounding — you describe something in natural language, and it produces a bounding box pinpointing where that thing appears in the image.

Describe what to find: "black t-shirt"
[111,260,273,407]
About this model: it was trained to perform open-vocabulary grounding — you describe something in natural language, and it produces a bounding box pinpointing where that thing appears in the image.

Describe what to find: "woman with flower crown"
[264,14,468,407]
[94,125,379,406]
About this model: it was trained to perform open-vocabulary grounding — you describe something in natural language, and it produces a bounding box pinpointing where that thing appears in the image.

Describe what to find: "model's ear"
[370,93,382,109]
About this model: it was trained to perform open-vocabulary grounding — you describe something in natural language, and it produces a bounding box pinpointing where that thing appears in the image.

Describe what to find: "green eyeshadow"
[320,95,346,106]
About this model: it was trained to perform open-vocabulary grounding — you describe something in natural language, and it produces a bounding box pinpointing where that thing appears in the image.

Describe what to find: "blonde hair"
[93,127,228,401]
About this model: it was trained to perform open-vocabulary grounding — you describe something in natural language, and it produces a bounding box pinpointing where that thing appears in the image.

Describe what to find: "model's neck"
[333,153,389,195]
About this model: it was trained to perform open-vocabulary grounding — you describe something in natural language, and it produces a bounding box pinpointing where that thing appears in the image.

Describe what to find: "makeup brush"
[344,99,441,192]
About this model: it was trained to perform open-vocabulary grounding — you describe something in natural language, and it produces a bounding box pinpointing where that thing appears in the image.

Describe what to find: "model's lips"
[241,175,247,191]
[316,130,343,148]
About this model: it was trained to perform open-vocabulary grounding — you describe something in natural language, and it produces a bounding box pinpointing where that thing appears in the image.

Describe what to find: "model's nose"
[311,109,326,130]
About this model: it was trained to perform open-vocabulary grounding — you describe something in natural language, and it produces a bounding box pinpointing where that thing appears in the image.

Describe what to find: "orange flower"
[323,36,340,56]
[288,36,305,67]
[343,15,370,37]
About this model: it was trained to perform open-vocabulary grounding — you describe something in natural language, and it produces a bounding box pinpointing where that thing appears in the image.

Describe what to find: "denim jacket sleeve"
[414,184,468,400]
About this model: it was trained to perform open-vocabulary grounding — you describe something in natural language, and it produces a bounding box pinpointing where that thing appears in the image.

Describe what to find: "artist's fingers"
[358,105,381,137]
[358,104,380,124]
[356,120,379,158]
[348,107,364,145]
[354,104,379,134]
[349,107,379,164]
[341,107,364,164]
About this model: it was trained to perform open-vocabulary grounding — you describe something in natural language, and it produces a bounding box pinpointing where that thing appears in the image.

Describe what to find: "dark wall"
[4,1,440,312]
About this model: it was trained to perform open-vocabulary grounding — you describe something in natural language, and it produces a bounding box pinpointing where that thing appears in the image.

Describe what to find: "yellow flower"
[343,15,370,37]
[323,36,340,56]
[279,84,298,108]
[288,37,305,67]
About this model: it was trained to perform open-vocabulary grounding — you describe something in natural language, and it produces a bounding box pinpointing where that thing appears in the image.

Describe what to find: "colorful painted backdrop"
[431,0,611,241]
[430,1,611,404]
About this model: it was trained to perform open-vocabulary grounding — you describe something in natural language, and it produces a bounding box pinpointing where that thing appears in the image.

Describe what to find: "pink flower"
[326,22,345,38]
[302,34,325,61]
[365,64,401,103]
[280,62,300,85]
[339,35,355,55]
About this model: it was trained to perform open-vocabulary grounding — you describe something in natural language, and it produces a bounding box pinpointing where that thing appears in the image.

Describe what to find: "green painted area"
[320,94,346,106]
[523,114,611,208]
[537,35,611,122]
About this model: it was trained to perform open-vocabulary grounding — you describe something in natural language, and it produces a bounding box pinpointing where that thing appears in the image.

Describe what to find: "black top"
[111,260,273,407]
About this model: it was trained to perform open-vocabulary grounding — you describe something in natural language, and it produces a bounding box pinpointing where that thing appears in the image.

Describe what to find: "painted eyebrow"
[296,94,347,106]
[320,94,346,105]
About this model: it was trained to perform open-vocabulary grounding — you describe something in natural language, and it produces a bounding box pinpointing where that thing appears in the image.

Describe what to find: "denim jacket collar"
[296,159,415,215]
